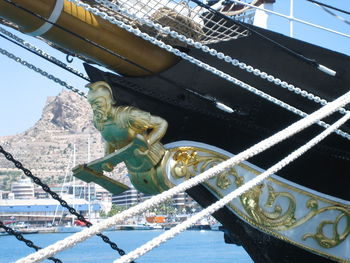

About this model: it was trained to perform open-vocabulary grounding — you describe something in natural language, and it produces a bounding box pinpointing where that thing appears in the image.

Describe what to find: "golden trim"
[166,146,350,263]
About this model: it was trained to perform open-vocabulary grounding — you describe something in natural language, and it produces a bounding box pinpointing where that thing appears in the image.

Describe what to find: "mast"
[72,143,76,225]
[87,137,91,221]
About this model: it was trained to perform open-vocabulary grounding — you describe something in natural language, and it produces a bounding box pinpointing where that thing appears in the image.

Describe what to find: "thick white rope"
[15,90,350,263]
[114,107,350,263]
[66,0,350,141]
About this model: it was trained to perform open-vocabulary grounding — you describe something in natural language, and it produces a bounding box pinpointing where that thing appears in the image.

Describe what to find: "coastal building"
[112,187,199,211]
[112,188,145,207]
[0,196,100,227]
[11,179,35,199]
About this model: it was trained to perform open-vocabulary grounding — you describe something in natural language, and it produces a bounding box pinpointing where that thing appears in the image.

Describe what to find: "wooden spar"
[0,0,179,76]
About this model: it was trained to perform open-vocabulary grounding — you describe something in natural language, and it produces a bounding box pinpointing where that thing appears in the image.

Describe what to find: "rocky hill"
[0,90,128,190]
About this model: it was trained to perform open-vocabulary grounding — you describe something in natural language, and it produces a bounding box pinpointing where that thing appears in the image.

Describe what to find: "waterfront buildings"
[0,178,201,227]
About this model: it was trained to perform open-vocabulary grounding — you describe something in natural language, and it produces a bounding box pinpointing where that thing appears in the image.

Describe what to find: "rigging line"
[306,0,350,16]
[0,32,90,82]
[15,88,350,263]
[0,221,63,263]
[1,0,221,109]
[312,3,350,27]
[115,109,350,263]
[190,0,336,75]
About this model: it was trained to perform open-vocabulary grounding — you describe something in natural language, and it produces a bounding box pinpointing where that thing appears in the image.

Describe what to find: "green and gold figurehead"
[84,81,170,194]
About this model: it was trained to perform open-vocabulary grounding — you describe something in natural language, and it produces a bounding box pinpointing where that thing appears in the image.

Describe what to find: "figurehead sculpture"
[73,81,169,194]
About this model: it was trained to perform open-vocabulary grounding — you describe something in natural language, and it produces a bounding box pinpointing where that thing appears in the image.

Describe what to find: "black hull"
[84,22,350,263]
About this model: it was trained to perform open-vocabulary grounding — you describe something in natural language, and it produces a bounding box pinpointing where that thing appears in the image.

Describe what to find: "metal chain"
[0,145,134,262]
[97,0,347,114]
[0,220,62,263]
[0,26,90,81]
[67,0,350,141]
[0,47,87,98]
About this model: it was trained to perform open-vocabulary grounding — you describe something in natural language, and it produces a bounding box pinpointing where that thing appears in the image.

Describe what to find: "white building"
[11,179,35,199]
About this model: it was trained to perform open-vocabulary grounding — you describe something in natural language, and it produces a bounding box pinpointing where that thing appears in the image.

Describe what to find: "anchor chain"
[0,220,62,263]
[0,145,134,262]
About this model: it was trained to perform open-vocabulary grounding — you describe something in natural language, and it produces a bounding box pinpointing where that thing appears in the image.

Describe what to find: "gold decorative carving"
[170,147,297,230]
[171,147,234,190]
[169,146,350,250]
[239,183,297,230]
[302,205,350,248]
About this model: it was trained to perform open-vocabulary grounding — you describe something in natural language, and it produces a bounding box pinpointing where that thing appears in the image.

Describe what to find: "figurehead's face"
[86,82,115,131]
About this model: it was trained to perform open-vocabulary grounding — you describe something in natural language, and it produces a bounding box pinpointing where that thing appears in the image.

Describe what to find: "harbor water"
[0,230,253,263]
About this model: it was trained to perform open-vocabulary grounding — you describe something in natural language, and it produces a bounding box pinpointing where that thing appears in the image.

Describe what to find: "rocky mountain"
[0,90,129,190]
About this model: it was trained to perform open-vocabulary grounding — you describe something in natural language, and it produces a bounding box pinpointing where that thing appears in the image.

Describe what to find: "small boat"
[116,224,155,231]
[14,228,39,235]
[56,226,84,233]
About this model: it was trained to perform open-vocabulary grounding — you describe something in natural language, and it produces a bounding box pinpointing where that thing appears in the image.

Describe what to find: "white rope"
[15,90,350,263]
[65,0,350,141]
[115,107,350,263]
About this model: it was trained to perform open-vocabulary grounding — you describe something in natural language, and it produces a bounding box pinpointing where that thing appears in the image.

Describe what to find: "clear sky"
[0,0,349,137]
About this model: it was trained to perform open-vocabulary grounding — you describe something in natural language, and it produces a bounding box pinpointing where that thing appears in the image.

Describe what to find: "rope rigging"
[0,146,135,262]
[306,0,350,16]
[14,87,350,263]
[309,0,350,26]
[0,221,62,263]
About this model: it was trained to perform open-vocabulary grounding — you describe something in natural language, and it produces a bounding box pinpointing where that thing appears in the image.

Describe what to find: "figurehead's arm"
[128,108,168,146]
[147,115,168,145]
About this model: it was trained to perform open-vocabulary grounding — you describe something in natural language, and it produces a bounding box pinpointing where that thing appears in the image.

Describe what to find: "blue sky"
[0,0,349,136]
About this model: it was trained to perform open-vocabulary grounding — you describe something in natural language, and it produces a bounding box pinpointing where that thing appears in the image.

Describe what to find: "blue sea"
[0,230,253,263]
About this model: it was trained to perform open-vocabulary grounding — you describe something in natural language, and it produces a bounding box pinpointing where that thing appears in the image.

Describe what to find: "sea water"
[0,230,253,263]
